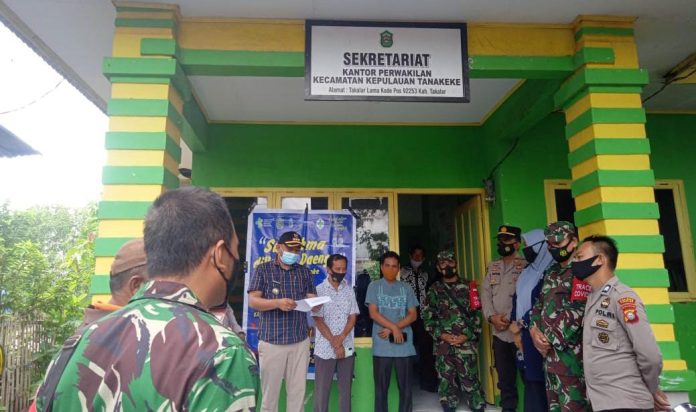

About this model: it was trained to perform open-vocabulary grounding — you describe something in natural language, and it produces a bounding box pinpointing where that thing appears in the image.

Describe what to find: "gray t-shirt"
[365,278,418,357]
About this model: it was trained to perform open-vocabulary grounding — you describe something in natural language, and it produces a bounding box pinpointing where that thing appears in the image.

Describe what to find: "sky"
[0,22,107,210]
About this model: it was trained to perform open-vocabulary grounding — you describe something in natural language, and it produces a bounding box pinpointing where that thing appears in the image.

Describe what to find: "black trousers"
[493,336,519,410]
[523,379,548,412]
[373,356,414,412]
[412,317,438,389]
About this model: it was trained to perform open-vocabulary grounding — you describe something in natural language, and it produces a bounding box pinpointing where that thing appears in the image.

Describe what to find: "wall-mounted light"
[483,178,495,204]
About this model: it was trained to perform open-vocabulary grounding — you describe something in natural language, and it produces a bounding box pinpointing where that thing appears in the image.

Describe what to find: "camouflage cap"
[544,221,577,243]
[436,249,455,261]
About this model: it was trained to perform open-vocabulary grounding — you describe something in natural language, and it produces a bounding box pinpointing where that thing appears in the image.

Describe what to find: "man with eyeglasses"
[529,221,590,412]
[248,230,318,412]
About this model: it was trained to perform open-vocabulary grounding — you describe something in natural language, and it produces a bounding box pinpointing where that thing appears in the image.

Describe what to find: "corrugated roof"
[0,124,40,158]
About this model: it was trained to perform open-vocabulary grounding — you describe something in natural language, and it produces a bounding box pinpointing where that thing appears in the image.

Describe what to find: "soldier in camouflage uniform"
[529,221,589,412]
[423,250,486,412]
[36,187,258,411]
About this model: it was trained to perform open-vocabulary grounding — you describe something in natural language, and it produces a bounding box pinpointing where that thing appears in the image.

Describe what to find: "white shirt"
[313,278,360,360]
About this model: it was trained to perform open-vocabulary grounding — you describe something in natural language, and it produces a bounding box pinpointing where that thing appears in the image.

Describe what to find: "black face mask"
[497,243,515,257]
[213,246,241,308]
[549,243,574,263]
[441,267,458,279]
[522,240,544,263]
[571,255,601,280]
[330,272,347,284]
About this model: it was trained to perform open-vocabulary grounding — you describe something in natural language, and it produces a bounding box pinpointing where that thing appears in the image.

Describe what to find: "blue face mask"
[280,251,300,265]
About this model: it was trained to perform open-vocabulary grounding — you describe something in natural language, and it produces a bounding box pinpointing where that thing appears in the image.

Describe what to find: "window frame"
[656,180,696,301]
[543,179,696,301]
[211,187,488,264]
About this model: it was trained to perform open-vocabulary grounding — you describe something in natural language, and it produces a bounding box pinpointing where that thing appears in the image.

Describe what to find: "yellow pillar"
[556,15,696,396]
[91,3,184,302]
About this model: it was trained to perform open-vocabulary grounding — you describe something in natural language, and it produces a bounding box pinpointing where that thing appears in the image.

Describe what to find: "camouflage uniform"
[36,280,259,411]
[530,226,589,412]
[423,258,485,411]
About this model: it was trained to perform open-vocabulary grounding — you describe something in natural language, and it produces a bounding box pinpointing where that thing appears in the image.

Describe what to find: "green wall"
[193,124,488,189]
[192,107,696,403]
[647,113,696,402]
[487,113,570,232]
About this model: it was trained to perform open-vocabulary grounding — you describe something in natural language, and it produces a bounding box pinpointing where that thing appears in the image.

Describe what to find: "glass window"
[554,189,576,224]
[340,197,390,280]
[223,197,268,318]
[655,188,688,292]
[281,197,329,210]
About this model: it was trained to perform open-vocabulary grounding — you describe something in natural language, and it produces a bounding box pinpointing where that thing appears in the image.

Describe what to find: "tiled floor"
[411,385,502,412]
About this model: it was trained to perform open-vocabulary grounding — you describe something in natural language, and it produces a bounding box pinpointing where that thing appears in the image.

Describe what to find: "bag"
[37,333,83,411]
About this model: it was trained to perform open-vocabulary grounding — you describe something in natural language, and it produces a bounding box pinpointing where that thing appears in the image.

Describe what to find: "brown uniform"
[481,256,525,411]
[481,257,525,342]
[582,276,663,411]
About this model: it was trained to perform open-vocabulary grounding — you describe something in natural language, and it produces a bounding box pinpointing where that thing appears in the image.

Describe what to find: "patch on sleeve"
[469,280,482,310]
[619,297,638,323]
[571,278,591,301]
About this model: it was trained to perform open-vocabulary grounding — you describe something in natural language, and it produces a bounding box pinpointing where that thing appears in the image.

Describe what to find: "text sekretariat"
[343,52,431,67]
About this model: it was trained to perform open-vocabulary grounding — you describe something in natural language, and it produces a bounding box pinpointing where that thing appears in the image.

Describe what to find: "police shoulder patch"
[619,296,639,324]
[618,297,636,305]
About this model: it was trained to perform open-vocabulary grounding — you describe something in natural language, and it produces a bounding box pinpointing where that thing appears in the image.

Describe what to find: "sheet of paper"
[294,296,331,312]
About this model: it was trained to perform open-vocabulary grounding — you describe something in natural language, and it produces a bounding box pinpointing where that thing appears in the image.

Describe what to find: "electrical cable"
[486,133,523,179]
[642,67,696,104]
[0,79,64,115]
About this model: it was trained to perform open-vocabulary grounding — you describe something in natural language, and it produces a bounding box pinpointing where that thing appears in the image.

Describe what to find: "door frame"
[454,194,496,404]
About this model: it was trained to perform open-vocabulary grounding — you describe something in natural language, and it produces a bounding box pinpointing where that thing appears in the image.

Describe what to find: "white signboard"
[305,20,469,103]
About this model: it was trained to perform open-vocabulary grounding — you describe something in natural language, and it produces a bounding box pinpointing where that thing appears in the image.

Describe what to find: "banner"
[305,20,469,102]
[243,209,356,377]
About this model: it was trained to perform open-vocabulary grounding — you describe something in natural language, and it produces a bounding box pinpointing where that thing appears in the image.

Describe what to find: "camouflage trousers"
[545,373,589,412]
[435,347,485,409]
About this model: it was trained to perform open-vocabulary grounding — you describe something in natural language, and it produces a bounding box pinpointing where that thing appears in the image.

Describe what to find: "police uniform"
[481,225,525,412]
[583,276,663,411]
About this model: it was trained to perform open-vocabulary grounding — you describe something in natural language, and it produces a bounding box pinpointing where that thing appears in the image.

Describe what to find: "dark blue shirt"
[248,260,316,345]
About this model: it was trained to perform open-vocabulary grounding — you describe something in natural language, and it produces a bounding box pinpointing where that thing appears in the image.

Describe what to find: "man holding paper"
[313,254,360,412]
[248,231,318,412]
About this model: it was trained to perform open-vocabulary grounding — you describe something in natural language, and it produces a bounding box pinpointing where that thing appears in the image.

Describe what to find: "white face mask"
[410,259,423,269]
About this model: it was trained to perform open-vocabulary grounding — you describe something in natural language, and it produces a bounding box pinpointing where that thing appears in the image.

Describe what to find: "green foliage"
[0,202,97,382]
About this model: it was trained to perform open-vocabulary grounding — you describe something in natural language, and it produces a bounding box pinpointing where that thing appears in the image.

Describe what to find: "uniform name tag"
[571,278,591,301]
